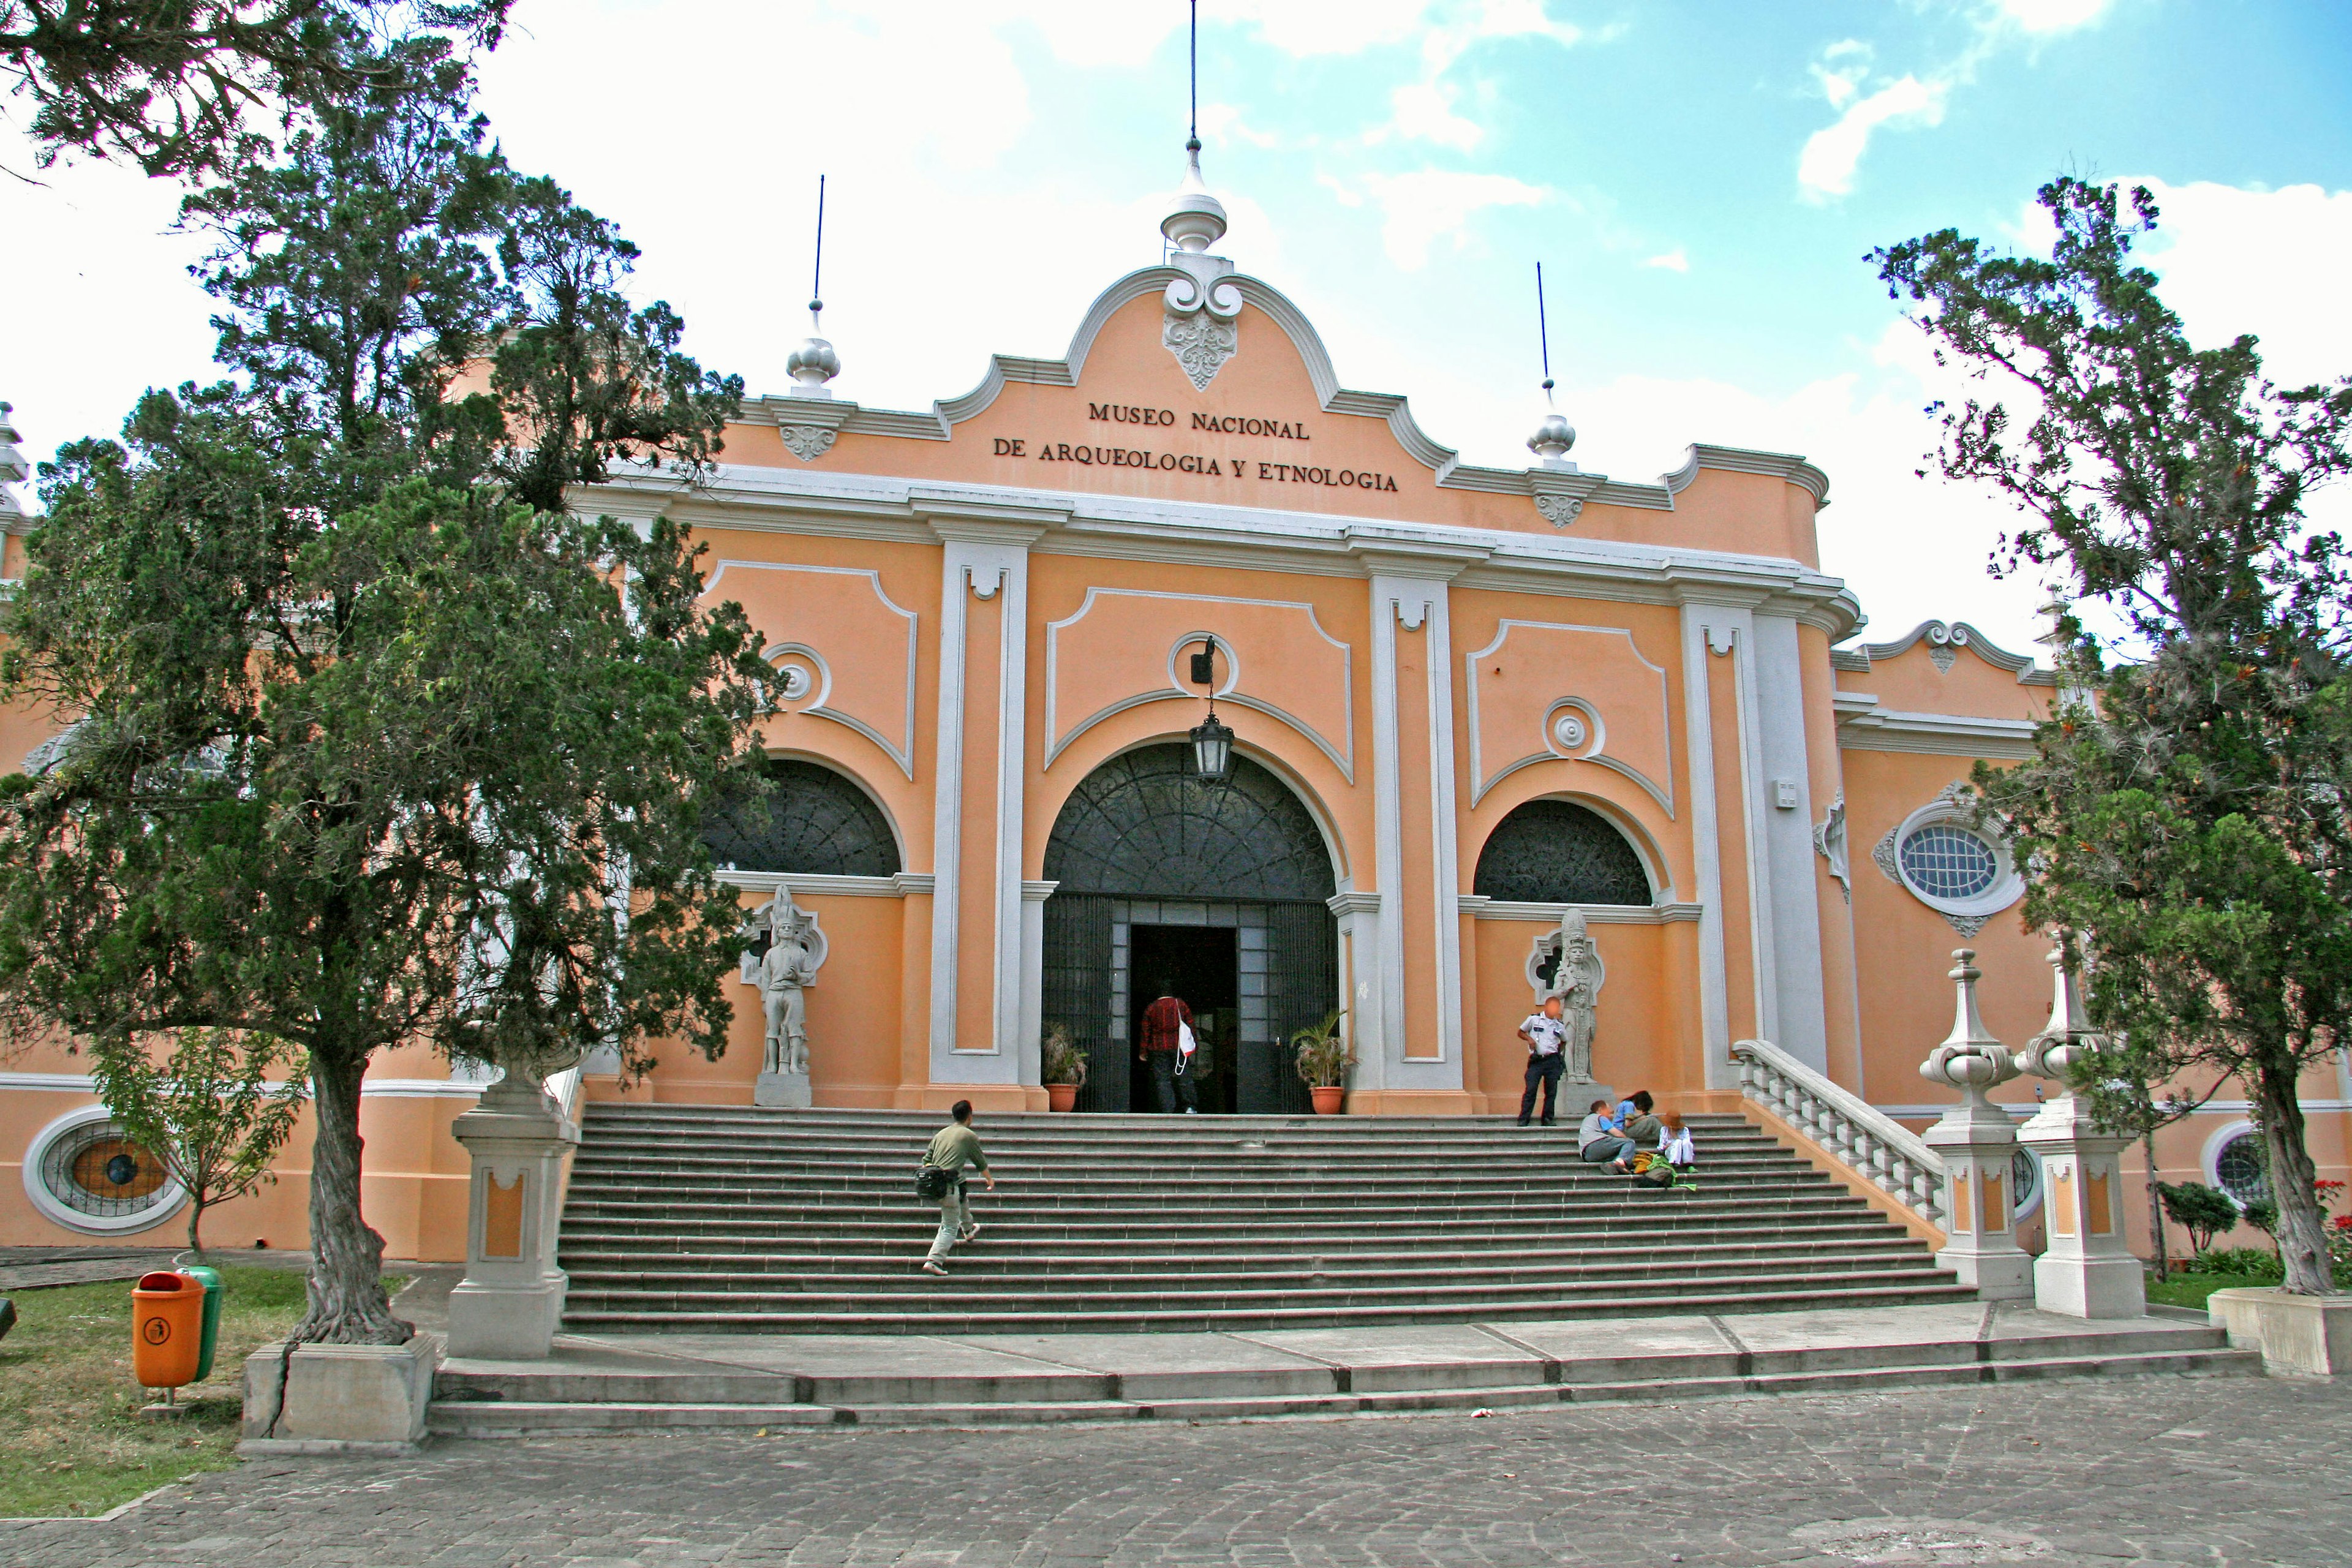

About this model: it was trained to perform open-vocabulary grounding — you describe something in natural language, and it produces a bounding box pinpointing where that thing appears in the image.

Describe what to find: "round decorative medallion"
[1552,712,1586,749]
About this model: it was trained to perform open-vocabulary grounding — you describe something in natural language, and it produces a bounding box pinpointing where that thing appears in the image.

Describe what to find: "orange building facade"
[2,173,2343,1264]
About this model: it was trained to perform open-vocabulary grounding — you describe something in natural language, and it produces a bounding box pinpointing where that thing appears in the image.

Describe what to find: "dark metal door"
[1245,900,1336,1115]
[1039,893,1125,1112]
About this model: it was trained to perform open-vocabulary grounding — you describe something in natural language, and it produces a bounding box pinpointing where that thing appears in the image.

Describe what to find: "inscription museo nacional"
[987,399,1402,493]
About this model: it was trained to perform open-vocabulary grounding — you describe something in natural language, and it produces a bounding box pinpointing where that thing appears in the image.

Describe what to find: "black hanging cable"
[1536,260,1554,396]
[1188,0,1200,151]
[810,175,826,320]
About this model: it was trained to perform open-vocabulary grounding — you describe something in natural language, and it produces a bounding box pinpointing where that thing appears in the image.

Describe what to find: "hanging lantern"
[1189,704,1234,782]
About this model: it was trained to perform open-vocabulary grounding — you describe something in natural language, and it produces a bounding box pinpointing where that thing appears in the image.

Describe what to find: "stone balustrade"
[1731,1037,1944,1227]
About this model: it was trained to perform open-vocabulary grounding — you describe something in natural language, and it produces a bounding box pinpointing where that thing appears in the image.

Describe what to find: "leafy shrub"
[1041,1023,1088,1088]
[2158,1181,2243,1253]
[2184,1246,2283,1280]
[1291,1009,1356,1088]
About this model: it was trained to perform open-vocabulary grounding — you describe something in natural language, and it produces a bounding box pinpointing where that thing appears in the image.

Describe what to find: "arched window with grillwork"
[1042,744,1335,902]
[1472,798,1652,906]
[701,758,900,878]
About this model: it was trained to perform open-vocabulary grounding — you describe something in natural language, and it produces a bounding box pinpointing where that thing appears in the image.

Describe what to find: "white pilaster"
[1422,584,1465,1067]
[926,552,974,1071]
[922,506,1052,1085]
[1363,566,1469,1093]
[1752,612,1830,1071]
[1678,603,1735,1089]
[1366,583,1411,1069]
[1329,891,1385,1080]
[1018,880,1057,1088]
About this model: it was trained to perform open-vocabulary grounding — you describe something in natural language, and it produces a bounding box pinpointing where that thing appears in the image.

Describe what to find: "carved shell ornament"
[1163,273,1242,391]
[1926,621,1969,674]
[778,424,835,462]
[1535,494,1585,528]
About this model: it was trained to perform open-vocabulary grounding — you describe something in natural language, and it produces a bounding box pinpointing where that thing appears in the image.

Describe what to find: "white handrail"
[543,1063,586,1129]
[1731,1038,1944,1226]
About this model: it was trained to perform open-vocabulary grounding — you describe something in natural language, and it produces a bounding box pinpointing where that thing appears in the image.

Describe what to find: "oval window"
[2214,1133,2269,1208]
[1899,823,2000,901]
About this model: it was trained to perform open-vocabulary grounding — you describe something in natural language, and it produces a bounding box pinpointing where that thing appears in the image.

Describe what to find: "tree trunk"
[294,1046,410,1343]
[2254,1059,2336,1296]
[187,1197,207,1261]
[2143,1130,2166,1280]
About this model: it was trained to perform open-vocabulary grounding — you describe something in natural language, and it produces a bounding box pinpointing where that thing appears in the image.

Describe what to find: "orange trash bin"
[130,1271,204,1390]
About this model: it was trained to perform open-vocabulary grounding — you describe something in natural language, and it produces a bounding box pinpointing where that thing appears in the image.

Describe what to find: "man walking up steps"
[919,1099,995,1276]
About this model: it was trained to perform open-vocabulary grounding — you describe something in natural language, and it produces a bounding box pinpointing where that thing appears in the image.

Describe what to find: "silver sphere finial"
[786,299,839,398]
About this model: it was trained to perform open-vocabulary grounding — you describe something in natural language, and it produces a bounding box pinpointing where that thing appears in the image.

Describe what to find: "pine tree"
[1874,178,2352,1296]
[0,51,764,1342]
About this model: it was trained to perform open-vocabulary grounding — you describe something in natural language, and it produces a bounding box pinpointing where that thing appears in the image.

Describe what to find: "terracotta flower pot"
[1310,1085,1344,1115]
[1046,1083,1079,1112]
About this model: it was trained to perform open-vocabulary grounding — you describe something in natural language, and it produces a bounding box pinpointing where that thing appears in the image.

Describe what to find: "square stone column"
[447,1073,581,1359]
[2016,946,2146,1317]
[1919,949,2033,1299]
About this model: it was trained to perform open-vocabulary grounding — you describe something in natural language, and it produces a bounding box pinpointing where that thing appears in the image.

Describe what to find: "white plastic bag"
[1176,1019,1197,1071]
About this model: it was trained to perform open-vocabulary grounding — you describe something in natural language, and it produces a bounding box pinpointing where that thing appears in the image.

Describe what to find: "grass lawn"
[0,1265,402,1520]
[2146,1270,2276,1311]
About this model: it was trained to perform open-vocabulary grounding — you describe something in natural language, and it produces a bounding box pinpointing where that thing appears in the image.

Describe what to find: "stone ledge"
[241,1335,439,1448]
[235,1437,428,1458]
[2209,1286,2352,1376]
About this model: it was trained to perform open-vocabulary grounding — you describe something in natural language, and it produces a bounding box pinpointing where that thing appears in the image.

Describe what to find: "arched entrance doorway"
[1041,744,1338,1114]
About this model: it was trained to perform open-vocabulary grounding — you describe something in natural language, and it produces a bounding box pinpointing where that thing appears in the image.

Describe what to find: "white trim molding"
[1458,896,1703,924]
[1837,701,2041,760]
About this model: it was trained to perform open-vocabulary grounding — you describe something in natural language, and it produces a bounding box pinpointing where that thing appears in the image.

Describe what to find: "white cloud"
[1798,73,1949,203]
[1351,170,1548,269]
[1642,248,1689,273]
[1381,81,1485,150]
[1810,39,1873,111]
[1988,0,2114,36]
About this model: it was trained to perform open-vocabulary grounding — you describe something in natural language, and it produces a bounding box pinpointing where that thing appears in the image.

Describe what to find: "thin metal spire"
[1536,260,1555,401]
[1187,0,1200,150]
[809,175,826,326]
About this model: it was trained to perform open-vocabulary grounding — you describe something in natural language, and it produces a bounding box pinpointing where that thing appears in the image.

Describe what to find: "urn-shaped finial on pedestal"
[1918,948,2034,1298]
[2015,940,2146,1317]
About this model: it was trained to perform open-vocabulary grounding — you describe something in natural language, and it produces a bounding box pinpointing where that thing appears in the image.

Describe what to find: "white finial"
[1920,948,2020,1101]
[1162,3,1226,255]
[1526,263,1577,470]
[1162,137,1228,254]
[2019,941,2101,1084]
[788,176,839,399]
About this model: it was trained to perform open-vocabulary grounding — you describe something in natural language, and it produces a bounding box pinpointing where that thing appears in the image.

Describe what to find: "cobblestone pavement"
[3,1375,2343,1567]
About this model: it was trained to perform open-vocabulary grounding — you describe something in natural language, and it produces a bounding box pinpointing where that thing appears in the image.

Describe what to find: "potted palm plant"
[1291,1009,1354,1115]
[1042,1023,1088,1112]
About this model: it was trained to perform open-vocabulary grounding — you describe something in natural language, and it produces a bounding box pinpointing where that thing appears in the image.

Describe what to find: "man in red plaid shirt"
[1136,989,1199,1114]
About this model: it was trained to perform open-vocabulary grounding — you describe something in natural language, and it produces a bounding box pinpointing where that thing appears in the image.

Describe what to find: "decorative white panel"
[1464,619,1673,813]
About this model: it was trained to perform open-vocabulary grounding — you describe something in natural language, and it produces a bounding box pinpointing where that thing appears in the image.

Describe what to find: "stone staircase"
[553,1104,1979,1335]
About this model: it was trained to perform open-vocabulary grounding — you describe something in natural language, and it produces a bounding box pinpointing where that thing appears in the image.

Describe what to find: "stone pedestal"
[239,1336,436,1455]
[2209,1287,2352,1376]
[2018,1101,2145,1317]
[446,1073,581,1360]
[2013,942,2144,1317]
[755,1069,813,1109]
[1920,949,2033,1300]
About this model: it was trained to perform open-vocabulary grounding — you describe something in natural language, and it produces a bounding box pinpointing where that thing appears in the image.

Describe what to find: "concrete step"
[556,1101,1940,1337]
[554,1237,1931,1276]
[559,1250,1939,1299]
[560,1275,1980,1335]
[427,1316,2255,1435]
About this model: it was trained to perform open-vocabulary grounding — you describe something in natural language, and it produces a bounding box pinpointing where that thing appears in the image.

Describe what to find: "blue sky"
[7,0,2349,653]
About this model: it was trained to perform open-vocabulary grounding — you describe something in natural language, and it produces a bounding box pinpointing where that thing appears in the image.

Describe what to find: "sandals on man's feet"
[921,1259,948,1275]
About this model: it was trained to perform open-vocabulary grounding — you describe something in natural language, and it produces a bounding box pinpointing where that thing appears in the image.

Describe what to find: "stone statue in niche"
[740,888,828,1107]
[1526,907,1607,1083]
